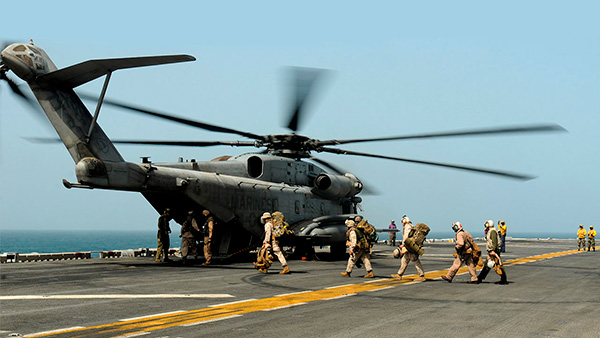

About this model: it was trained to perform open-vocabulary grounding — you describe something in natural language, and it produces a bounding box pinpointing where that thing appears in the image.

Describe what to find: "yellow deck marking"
[24,249,582,338]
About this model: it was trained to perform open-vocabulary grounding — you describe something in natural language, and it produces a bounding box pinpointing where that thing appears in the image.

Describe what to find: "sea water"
[0,230,162,255]
[0,230,572,255]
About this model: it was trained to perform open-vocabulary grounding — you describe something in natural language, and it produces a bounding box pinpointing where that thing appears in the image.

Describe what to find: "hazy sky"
[0,1,598,237]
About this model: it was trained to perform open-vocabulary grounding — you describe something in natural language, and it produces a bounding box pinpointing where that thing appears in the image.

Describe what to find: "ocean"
[0,230,573,255]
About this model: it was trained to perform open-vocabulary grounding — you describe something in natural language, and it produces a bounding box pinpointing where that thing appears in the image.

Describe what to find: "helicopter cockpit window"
[12,45,26,52]
[28,46,41,54]
[16,54,33,67]
[247,156,263,178]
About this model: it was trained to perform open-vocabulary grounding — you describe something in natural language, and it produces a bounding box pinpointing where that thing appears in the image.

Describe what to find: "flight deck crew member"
[478,220,508,284]
[498,220,507,252]
[441,221,478,283]
[388,220,397,246]
[156,208,172,262]
[587,226,596,251]
[577,225,587,251]
[341,219,374,278]
[201,210,214,265]
[261,212,291,274]
[180,210,200,264]
[391,216,425,281]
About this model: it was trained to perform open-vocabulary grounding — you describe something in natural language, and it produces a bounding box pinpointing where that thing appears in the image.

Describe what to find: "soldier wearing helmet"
[478,219,508,284]
[587,226,596,251]
[261,212,291,274]
[577,225,587,251]
[341,219,374,278]
[391,216,425,281]
[441,221,479,283]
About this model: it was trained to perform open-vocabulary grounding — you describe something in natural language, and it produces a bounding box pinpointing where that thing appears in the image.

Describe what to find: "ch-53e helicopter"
[0,41,565,257]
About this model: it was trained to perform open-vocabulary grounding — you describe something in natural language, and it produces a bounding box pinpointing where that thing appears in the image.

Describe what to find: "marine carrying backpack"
[404,223,430,255]
[271,211,289,239]
[357,220,378,244]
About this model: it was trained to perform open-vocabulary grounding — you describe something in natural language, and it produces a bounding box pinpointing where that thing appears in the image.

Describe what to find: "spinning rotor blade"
[320,147,535,181]
[318,124,567,146]
[78,92,264,140]
[110,140,257,147]
[25,137,256,148]
[286,67,325,132]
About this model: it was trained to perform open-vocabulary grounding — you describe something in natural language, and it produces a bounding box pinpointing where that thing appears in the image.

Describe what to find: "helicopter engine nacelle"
[313,173,362,199]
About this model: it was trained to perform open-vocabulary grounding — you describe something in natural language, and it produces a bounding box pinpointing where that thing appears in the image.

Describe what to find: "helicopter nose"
[1,44,37,81]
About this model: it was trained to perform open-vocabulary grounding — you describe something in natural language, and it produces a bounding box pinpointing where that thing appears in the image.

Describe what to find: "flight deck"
[1,239,597,338]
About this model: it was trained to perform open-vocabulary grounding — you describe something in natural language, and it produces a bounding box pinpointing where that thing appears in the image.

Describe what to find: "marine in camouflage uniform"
[155,208,172,262]
[201,210,214,265]
[261,212,290,274]
[341,220,374,278]
[441,221,478,283]
[391,217,425,281]
[180,211,200,264]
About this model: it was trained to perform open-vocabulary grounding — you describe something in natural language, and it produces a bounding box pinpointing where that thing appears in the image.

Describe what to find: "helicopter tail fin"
[28,54,195,164]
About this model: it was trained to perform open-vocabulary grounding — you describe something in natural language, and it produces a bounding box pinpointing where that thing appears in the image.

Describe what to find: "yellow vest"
[588,229,596,238]
[498,224,507,236]
[577,229,587,239]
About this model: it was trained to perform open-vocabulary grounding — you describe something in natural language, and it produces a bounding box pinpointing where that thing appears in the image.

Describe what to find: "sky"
[0,1,598,237]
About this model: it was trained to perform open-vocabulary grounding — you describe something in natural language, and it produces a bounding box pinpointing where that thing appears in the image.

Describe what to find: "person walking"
[261,212,291,274]
[341,219,374,278]
[478,220,508,285]
[441,221,479,284]
[155,208,172,262]
[391,216,425,281]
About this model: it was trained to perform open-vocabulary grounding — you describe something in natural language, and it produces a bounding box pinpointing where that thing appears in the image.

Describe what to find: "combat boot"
[415,275,426,282]
[259,268,268,274]
[391,274,402,280]
[340,271,351,277]
[364,270,374,278]
[280,266,291,274]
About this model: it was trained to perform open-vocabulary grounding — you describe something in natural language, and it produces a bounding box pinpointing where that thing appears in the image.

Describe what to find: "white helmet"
[487,259,495,268]
[451,221,462,232]
[484,219,494,228]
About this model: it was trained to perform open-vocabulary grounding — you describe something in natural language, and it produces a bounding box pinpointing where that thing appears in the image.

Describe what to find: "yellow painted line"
[25,248,582,338]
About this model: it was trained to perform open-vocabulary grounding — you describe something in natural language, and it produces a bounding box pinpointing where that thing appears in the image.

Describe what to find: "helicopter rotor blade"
[110,140,257,147]
[319,146,535,181]
[77,92,264,141]
[318,123,567,146]
[24,137,257,148]
[286,67,325,132]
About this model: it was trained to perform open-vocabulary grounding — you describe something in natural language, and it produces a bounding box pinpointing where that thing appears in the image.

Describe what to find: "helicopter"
[0,41,565,257]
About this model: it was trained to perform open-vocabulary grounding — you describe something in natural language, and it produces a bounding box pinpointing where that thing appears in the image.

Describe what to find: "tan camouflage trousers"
[396,252,424,276]
[271,240,287,267]
[180,236,197,258]
[445,254,478,282]
[204,236,212,263]
[346,248,372,273]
